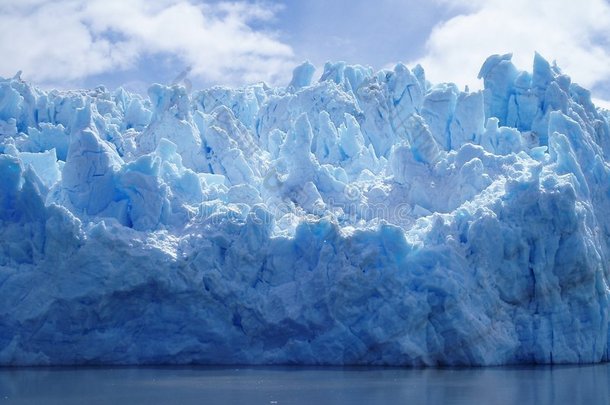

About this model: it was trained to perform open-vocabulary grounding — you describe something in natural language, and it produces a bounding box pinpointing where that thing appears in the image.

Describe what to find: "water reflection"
[0,364,608,404]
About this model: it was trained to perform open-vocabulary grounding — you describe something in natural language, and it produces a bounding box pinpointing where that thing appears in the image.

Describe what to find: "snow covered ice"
[1,53,610,366]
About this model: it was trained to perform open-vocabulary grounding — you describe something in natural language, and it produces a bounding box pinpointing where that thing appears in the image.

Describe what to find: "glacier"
[0,53,610,366]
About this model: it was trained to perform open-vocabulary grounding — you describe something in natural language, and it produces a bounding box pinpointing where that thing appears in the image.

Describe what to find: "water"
[1,364,609,404]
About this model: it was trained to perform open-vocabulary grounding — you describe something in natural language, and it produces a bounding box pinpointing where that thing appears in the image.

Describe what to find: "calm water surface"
[0,364,608,404]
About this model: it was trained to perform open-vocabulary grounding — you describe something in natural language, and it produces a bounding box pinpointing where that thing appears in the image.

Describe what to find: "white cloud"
[0,0,294,86]
[412,0,610,102]
[593,98,610,111]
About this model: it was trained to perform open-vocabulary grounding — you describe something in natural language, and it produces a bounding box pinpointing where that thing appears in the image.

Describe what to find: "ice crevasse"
[1,53,610,366]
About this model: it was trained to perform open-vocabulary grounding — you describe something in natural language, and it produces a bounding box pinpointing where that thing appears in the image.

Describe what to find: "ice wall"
[0,53,610,366]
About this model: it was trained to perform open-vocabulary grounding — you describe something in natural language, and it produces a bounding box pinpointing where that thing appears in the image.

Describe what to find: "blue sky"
[1,0,609,107]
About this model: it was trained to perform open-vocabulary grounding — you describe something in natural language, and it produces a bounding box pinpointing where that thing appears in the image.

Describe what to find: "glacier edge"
[0,53,609,366]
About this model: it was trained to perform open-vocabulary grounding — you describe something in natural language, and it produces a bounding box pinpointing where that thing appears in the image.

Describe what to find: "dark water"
[0,364,609,404]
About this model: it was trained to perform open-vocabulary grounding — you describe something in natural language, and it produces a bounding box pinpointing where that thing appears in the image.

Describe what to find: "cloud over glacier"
[3,0,610,107]
[0,0,294,86]
[0,51,610,366]
[416,0,610,98]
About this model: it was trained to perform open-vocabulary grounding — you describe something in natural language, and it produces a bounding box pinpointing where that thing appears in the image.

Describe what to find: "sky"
[1,0,609,108]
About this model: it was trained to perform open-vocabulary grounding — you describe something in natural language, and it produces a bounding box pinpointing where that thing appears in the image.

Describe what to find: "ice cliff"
[1,53,610,366]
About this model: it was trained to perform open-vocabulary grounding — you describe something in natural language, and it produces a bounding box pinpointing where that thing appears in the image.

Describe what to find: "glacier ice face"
[1,53,610,366]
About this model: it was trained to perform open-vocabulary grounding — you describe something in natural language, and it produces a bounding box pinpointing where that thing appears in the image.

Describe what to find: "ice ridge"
[0,53,610,366]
